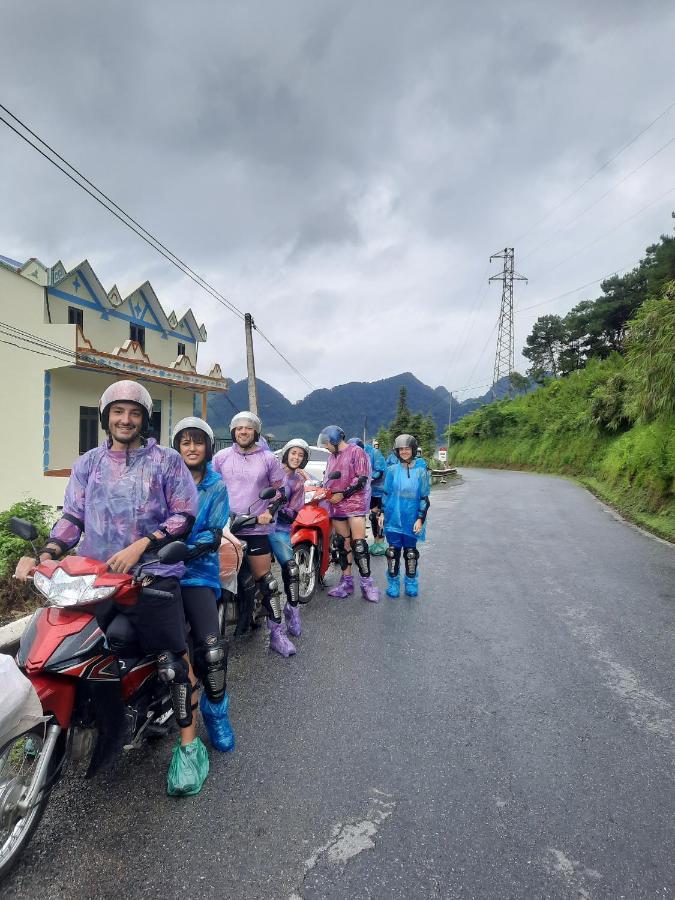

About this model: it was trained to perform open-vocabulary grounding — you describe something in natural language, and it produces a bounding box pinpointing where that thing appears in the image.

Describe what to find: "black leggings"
[101,576,186,657]
[182,585,221,644]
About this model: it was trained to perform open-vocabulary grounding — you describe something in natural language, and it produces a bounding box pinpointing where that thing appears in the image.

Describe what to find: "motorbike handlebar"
[141,587,176,601]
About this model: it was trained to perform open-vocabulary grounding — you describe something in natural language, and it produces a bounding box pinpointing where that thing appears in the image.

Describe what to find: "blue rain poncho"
[382,458,431,542]
[366,444,387,498]
[182,464,230,590]
[385,451,398,468]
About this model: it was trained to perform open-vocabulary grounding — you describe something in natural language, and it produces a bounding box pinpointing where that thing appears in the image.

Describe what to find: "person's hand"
[330,492,344,505]
[413,518,423,535]
[257,511,273,526]
[107,538,150,574]
[14,556,37,581]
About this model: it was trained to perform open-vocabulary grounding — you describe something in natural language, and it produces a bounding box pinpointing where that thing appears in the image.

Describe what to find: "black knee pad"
[156,651,192,728]
[404,547,420,577]
[334,534,350,571]
[257,571,283,621]
[385,545,401,577]
[353,538,370,577]
[281,558,300,606]
[235,567,257,636]
[195,634,228,703]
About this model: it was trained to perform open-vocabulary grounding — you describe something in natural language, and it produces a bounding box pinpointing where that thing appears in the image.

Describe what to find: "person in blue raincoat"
[362,440,387,555]
[382,434,431,598]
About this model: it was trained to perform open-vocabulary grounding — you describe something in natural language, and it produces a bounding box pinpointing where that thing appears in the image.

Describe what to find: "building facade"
[0,255,228,509]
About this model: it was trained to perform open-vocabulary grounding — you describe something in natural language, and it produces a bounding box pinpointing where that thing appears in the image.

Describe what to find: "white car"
[275,444,330,482]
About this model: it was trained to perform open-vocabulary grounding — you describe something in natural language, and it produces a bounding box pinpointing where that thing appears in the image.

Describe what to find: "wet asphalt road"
[4,468,675,900]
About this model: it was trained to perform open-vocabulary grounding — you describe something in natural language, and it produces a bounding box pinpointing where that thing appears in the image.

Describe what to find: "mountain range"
[204,372,524,444]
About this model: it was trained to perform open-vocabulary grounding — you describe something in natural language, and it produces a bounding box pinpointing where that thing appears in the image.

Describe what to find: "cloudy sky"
[1,1,674,401]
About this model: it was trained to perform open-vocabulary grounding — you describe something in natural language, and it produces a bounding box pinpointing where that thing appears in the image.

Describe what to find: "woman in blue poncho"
[382,434,431,598]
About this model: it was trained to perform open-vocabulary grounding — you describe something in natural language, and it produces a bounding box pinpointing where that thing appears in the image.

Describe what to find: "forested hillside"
[449,226,675,539]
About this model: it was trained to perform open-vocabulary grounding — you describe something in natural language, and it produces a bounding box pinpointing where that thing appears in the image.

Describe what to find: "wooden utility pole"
[244,313,259,415]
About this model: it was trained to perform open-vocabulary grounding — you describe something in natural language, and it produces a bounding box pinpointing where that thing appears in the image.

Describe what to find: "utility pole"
[447,392,453,446]
[489,248,527,399]
[244,313,259,416]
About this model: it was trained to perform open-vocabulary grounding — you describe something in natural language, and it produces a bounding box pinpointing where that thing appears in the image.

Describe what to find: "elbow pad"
[342,475,368,499]
[418,497,430,522]
[187,528,223,560]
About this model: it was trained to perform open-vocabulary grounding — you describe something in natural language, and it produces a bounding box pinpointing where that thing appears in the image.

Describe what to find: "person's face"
[398,446,413,462]
[373,442,379,449]
[235,425,256,448]
[287,447,304,469]
[108,402,144,445]
[179,431,207,469]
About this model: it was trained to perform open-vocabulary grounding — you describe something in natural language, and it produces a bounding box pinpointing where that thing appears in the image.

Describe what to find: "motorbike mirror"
[327,471,341,480]
[10,517,39,542]
[258,487,277,501]
[157,541,190,564]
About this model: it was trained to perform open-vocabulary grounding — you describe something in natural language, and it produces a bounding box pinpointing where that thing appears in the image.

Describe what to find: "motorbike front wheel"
[0,725,60,881]
[295,541,319,603]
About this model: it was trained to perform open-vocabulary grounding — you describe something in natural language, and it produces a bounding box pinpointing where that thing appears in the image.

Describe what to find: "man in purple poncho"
[318,425,380,603]
[212,411,296,657]
[14,380,203,784]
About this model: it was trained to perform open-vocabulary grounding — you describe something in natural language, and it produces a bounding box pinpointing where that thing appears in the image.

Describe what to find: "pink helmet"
[99,380,153,430]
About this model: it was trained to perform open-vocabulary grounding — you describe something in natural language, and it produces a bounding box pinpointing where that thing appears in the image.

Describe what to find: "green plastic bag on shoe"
[167,736,209,797]
[369,540,387,556]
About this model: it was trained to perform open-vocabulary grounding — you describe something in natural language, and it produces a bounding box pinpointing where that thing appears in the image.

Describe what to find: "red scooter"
[291,471,340,602]
[0,517,190,881]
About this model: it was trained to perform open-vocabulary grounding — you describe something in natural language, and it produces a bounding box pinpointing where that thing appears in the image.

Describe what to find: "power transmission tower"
[489,248,527,396]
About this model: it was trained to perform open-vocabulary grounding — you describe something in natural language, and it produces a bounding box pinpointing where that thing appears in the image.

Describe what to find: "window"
[68,306,83,328]
[149,400,162,442]
[130,324,145,351]
[79,406,99,454]
[177,342,186,358]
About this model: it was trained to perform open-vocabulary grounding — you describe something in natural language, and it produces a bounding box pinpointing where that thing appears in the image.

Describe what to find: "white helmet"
[230,410,262,442]
[172,417,215,461]
[99,380,153,431]
[281,438,309,468]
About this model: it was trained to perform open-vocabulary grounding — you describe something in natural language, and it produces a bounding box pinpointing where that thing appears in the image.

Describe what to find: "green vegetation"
[375,386,437,460]
[0,498,54,625]
[449,224,675,541]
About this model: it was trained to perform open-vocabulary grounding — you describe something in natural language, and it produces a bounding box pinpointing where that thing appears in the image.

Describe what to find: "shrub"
[0,498,55,578]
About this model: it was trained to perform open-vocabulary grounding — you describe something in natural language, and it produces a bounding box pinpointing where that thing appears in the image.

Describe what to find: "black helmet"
[393,433,418,458]
[348,437,364,449]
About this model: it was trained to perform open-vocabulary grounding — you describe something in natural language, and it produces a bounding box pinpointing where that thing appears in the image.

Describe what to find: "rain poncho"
[50,439,198,578]
[182,464,230,590]
[383,458,431,541]
[324,443,371,518]
[275,469,306,532]
[385,451,398,468]
[212,443,285,535]
[366,444,387,498]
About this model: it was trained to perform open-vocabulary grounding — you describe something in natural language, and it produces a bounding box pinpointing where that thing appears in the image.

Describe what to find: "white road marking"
[561,607,675,747]
[291,790,396,899]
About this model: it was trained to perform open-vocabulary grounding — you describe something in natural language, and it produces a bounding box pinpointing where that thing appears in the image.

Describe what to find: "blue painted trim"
[139,289,168,337]
[43,371,51,470]
[47,285,197,343]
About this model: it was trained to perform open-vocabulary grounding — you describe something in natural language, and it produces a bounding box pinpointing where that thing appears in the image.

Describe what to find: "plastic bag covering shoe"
[369,541,387,556]
[200,692,235,753]
[284,602,302,637]
[386,573,400,598]
[267,620,296,657]
[404,575,419,597]
[167,736,209,797]
[327,574,354,598]
[360,576,380,603]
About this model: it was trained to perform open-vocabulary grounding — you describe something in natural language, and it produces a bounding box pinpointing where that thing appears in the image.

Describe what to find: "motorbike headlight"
[304,491,316,503]
[39,569,118,606]
[33,570,51,598]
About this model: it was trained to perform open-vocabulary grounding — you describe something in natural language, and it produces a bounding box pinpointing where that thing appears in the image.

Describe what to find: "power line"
[0,105,316,389]
[514,261,637,314]
[514,99,675,244]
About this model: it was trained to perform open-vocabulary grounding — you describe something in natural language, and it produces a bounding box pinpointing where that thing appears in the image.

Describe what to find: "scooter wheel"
[294,542,318,603]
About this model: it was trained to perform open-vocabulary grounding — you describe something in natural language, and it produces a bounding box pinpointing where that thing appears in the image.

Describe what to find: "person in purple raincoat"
[318,425,379,603]
[14,380,204,793]
[212,411,296,657]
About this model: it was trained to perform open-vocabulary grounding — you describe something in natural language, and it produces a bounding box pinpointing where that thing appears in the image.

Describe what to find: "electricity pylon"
[489,248,527,395]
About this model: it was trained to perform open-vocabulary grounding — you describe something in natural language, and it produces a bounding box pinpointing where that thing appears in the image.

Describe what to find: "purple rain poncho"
[275,469,306,532]
[324,443,371,518]
[212,443,285,535]
[49,439,198,578]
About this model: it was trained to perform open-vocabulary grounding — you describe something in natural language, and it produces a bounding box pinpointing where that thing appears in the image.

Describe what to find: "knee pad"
[334,534,350,571]
[281,558,300,606]
[195,634,228,703]
[353,538,370,578]
[235,567,257,634]
[156,651,192,728]
[257,571,283,621]
[403,547,419,577]
[385,545,401,577]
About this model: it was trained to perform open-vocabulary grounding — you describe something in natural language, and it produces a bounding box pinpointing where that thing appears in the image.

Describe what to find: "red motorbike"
[0,517,190,881]
[291,471,340,602]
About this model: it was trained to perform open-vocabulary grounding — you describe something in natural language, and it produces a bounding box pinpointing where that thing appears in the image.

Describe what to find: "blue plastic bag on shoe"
[200,692,235,752]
